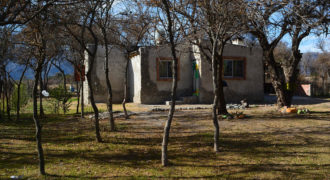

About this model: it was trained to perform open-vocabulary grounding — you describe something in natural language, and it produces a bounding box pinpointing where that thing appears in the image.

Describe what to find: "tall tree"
[96,0,116,131]
[177,0,244,151]
[154,0,180,166]
[20,15,54,176]
[245,0,291,107]
[61,35,85,117]
[284,0,329,105]
[245,0,328,107]
[108,0,152,119]
[61,1,103,142]
[0,25,16,120]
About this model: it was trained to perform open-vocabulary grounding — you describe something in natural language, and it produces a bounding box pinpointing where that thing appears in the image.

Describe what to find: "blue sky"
[299,35,330,53]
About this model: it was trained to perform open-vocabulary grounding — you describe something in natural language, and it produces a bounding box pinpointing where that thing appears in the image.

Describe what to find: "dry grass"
[0,102,329,179]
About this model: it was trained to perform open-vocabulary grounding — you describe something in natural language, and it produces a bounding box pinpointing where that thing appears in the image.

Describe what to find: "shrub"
[49,86,72,114]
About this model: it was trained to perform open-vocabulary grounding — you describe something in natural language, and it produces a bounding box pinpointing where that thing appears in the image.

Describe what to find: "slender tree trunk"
[76,81,80,114]
[86,52,102,142]
[16,84,21,120]
[211,46,220,152]
[61,70,67,114]
[86,73,102,142]
[161,58,178,166]
[33,67,45,175]
[5,86,10,120]
[322,77,326,95]
[62,73,67,93]
[216,52,228,115]
[16,65,28,121]
[161,0,179,166]
[2,82,4,118]
[104,44,115,131]
[39,73,44,117]
[0,79,2,120]
[80,77,84,118]
[4,75,11,121]
[122,55,129,119]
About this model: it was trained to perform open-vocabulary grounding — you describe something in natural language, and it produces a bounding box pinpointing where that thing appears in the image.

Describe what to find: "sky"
[298,34,330,53]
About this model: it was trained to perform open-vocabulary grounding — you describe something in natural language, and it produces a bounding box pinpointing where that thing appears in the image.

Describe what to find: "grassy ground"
[0,101,329,179]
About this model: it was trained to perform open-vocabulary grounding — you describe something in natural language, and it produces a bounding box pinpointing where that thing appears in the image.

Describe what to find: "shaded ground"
[264,94,330,105]
[0,100,329,179]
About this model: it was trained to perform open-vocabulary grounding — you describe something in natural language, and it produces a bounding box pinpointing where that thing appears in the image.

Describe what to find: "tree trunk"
[122,55,129,119]
[0,79,2,120]
[5,86,10,120]
[86,68,102,142]
[80,77,84,118]
[16,83,21,121]
[4,75,11,121]
[161,0,178,166]
[2,81,4,118]
[76,81,80,114]
[216,53,228,115]
[16,65,28,121]
[211,47,220,152]
[33,67,46,175]
[39,73,44,117]
[161,57,178,166]
[61,69,67,114]
[104,44,115,131]
[322,77,326,95]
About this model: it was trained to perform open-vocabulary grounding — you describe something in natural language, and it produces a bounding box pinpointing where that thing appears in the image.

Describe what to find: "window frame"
[223,56,246,80]
[156,57,180,81]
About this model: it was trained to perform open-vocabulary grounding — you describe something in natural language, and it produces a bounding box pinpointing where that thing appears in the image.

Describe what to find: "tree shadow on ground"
[263,95,330,105]
[1,110,329,179]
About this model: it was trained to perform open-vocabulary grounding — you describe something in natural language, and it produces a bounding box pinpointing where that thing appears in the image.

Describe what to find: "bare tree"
[157,0,180,166]
[7,57,29,121]
[96,0,116,131]
[62,36,85,117]
[313,40,329,95]
[284,0,329,104]
[0,1,75,26]
[107,0,151,120]
[61,1,103,142]
[245,0,291,107]
[0,25,17,120]
[20,17,52,176]
[245,0,329,107]
[177,0,244,151]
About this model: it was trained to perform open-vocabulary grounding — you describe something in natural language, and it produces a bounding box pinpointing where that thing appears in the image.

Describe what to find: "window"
[159,60,173,79]
[223,57,246,79]
[157,57,179,81]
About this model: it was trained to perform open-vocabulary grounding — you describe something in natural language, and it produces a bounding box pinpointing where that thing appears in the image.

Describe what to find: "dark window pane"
[233,60,244,77]
[159,60,173,79]
[224,60,233,77]
[167,61,173,77]
[159,61,168,78]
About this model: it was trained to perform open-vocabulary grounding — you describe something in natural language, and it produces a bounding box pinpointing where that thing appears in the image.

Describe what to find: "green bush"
[49,86,72,114]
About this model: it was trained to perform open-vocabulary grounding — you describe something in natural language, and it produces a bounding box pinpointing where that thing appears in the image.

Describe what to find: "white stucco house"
[83,42,264,104]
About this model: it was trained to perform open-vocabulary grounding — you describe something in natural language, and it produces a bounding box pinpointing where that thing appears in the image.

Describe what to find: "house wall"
[84,43,264,105]
[83,45,126,104]
[138,45,194,104]
[197,44,264,103]
[128,51,142,103]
